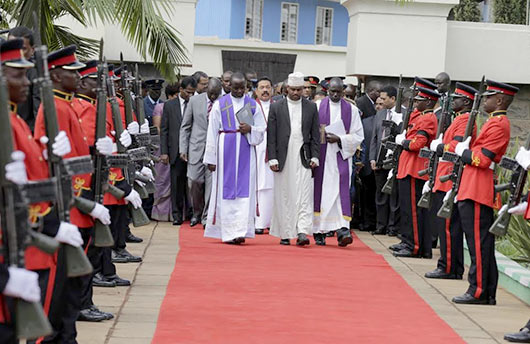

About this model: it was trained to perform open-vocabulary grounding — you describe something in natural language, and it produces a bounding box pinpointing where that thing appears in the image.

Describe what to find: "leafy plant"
[453,0,482,22]
[0,0,187,81]
[493,0,527,24]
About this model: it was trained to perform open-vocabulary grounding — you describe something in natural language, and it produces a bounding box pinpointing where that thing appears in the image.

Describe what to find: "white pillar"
[340,0,458,78]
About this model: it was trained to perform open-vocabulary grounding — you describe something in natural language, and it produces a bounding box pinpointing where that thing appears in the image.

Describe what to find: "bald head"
[328,78,345,103]
[207,77,222,103]
[366,80,383,102]
[329,78,344,89]
[435,72,451,93]
[230,72,246,98]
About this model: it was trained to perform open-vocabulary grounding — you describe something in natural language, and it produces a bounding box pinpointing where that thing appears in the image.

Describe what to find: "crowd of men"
[0,24,529,344]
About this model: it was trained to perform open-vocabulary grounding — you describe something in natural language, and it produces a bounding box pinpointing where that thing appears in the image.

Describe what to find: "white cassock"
[255,99,274,229]
[270,98,316,239]
[313,99,364,233]
[204,95,266,242]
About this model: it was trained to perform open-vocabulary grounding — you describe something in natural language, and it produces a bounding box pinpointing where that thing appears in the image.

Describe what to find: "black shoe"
[296,233,310,246]
[190,217,200,227]
[78,308,106,322]
[393,249,419,258]
[227,237,245,245]
[389,242,407,252]
[425,268,463,280]
[172,218,183,226]
[280,239,290,245]
[92,273,116,287]
[452,293,495,305]
[504,327,530,343]
[371,228,386,235]
[313,233,326,246]
[112,249,142,263]
[387,230,398,237]
[89,305,114,320]
[422,252,433,259]
[126,233,143,243]
[337,230,353,247]
[104,274,131,286]
[255,228,264,235]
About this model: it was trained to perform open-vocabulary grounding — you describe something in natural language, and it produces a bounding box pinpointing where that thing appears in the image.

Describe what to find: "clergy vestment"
[268,97,320,239]
[204,94,266,242]
[313,98,364,233]
[255,99,274,229]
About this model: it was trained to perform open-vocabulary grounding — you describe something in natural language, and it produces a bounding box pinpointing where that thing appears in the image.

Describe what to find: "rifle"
[0,59,56,339]
[381,82,418,195]
[376,74,403,168]
[106,64,150,227]
[489,135,530,236]
[119,55,156,195]
[417,92,453,209]
[32,12,94,277]
[437,76,486,219]
[356,77,362,100]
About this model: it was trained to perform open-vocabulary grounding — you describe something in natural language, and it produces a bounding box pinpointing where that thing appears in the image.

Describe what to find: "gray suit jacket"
[267,98,320,172]
[179,93,209,165]
[160,98,186,174]
[369,109,389,163]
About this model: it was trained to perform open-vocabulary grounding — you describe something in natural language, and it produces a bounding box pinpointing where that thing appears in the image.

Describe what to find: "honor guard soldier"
[451,80,518,305]
[143,78,164,125]
[425,82,478,280]
[393,86,439,258]
[303,76,319,100]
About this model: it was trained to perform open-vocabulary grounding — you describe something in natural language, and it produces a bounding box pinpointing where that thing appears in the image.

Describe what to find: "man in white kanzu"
[254,77,275,234]
[313,77,364,246]
[267,72,320,246]
[204,72,266,244]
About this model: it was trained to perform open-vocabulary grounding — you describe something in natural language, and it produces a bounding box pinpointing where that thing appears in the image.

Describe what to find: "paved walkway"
[78,223,529,343]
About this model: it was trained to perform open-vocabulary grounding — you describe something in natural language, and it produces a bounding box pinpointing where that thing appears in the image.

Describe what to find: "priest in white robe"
[267,72,321,246]
[254,77,274,234]
[204,73,266,244]
[313,77,364,247]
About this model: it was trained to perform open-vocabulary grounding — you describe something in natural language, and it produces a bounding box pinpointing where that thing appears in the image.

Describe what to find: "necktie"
[207,100,213,114]
[183,100,188,114]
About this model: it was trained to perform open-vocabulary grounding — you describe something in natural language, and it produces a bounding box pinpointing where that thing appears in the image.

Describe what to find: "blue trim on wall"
[195,0,349,46]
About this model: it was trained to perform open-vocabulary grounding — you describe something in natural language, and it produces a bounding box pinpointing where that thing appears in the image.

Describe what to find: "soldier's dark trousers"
[0,322,16,344]
[457,200,498,300]
[0,298,16,344]
[103,205,128,276]
[374,169,400,233]
[359,172,377,230]
[431,191,464,276]
[79,227,96,310]
[398,176,431,257]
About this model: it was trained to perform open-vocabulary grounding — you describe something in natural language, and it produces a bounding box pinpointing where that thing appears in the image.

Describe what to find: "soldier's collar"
[421,108,434,115]
[455,110,470,116]
[75,93,96,105]
[490,110,507,117]
[9,101,17,113]
[53,89,74,102]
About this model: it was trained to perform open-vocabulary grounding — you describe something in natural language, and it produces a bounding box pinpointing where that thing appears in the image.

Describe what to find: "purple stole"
[314,97,352,220]
[218,94,256,200]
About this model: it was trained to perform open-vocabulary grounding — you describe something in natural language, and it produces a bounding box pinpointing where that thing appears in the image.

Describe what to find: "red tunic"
[433,112,477,193]
[10,110,55,270]
[396,109,438,180]
[34,90,94,228]
[457,112,510,207]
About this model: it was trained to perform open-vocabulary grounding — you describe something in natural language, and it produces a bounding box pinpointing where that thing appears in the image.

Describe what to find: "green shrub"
[494,0,527,24]
[454,0,482,22]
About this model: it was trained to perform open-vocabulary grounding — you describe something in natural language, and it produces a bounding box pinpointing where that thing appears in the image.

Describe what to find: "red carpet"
[152,225,464,343]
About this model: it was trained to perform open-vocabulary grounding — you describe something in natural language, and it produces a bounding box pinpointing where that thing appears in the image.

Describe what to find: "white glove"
[508,201,528,215]
[3,267,40,303]
[90,203,111,225]
[430,134,443,152]
[96,136,113,156]
[140,166,154,181]
[387,169,393,180]
[442,190,458,204]
[395,132,406,145]
[391,112,403,125]
[54,222,83,247]
[127,121,140,135]
[119,130,132,148]
[5,151,27,185]
[125,189,142,209]
[135,179,146,187]
[455,137,471,157]
[140,119,150,134]
[422,182,431,195]
[515,147,530,170]
[52,131,71,157]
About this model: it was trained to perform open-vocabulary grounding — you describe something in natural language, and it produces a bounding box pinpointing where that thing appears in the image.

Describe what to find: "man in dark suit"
[356,80,382,119]
[369,85,402,236]
[160,76,197,225]
[267,72,320,246]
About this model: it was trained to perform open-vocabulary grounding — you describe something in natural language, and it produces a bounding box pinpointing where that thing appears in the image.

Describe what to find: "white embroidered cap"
[287,72,304,87]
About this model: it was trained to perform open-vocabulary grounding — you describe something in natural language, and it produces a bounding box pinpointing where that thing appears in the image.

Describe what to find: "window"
[315,7,333,45]
[245,0,263,39]
[281,2,298,43]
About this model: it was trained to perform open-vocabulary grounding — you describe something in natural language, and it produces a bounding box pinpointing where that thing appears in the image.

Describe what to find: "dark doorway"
[221,50,297,84]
